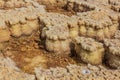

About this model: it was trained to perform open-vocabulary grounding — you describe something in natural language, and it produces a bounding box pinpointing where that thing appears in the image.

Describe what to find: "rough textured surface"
[104,39,120,69]
[35,64,120,80]
[77,10,119,40]
[0,3,46,40]
[40,13,71,54]
[109,0,120,12]
[0,56,35,80]
[0,0,119,79]
[114,30,120,39]
[74,37,104,65]
[67,0,96,12]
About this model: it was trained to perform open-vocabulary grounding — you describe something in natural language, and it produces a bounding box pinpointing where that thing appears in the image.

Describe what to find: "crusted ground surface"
[0,0,120,80]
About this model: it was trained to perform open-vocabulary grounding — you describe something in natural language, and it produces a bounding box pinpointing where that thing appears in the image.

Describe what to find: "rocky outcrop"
[0,4,45,39]
[0,29,10,43]
[68,16,79,38]
[67,0,96,12]
[104,39,120,69]
[77,10,119,40]
[74,37,105,65]
[40,13,70,54]
[0,1,119,79]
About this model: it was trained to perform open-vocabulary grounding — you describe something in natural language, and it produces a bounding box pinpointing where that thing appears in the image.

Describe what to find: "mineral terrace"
[0,0,120,80]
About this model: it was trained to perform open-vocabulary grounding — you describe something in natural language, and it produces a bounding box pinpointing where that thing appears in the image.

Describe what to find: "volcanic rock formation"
[104,39,120,69]
[0,0,119,79]
[74,37,105,65]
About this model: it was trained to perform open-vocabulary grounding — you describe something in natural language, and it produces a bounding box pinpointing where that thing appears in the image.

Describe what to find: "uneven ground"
[0,0,120,80]
[4,30,76,74]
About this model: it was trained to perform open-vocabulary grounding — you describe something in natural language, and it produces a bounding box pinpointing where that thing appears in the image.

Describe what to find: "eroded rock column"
[74,37,105,65]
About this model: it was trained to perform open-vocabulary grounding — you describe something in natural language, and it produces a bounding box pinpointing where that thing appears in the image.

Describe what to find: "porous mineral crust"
[68,15,79,38]
[0,56,35,80]
[114,30,120,39]
[67,0,96,12]
[34,0,68,8]
[109,0,120,12]
[77,10,119,40]
[0,0,119,79]
[35,64,120,80]
[40,13,79,38]
[0,0,35,9]
[104,39,120,69]
[0,29,10,43]
[0,4,46,38]
[40,13,70,54]
[74,37,104,65]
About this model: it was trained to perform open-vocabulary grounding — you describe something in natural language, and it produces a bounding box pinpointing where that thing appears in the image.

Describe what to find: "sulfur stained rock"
[41,25,70,54]
[21,23,33,36]
[9,15,22,37]
[68,16,79,38]
[0,29,10,43]
[0,43,4,51]
[103,27,110,38]
[96,29,105,40]
[0,1,4,8]
[39,13,69,27]
[10,24,22,37]
[77,10,119,40]
[78,20,86,36]
[23,55,48,73]
[40,13,73,54]
[29,20,39,30]
[0,56,35,80]
[0,0,119,79]
[74,37,105,65]
[20,19,34,36]
[79,25,87,36]
[104,39,120,69]
[0,42,6,51]
[0,3,45,37]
